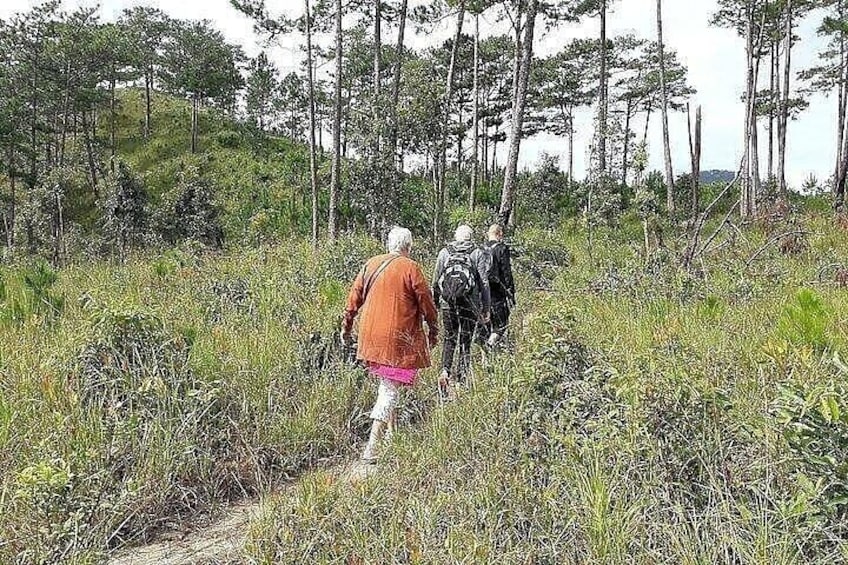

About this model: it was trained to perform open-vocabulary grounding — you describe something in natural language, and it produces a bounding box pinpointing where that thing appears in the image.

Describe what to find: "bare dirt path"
[107,460,376,565]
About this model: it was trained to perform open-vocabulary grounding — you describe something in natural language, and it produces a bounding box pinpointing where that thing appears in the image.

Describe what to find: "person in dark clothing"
[433,225,491,397]
[483,224,515,347]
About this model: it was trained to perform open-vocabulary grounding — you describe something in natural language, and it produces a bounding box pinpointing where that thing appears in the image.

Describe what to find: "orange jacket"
[343,253,439,369]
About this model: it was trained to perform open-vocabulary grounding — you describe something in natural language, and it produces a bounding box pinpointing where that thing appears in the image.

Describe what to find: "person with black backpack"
[483,224,516,347]
[433,224,491,398]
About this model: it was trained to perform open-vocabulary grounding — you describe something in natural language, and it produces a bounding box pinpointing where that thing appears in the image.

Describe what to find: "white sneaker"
[487,333,500,347]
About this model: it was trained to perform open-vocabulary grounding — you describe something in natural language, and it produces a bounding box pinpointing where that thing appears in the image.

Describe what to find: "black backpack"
[438,246,476,303]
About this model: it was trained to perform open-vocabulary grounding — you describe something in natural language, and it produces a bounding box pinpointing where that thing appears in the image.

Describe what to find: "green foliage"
[0,261,65,326]
[773,375,848,524]
[155,167,223,248]
[102,161,149,254]
[777,289,830,350]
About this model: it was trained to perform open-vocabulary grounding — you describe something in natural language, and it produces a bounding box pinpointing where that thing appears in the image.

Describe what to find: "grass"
[0,236,383,563]
[243,210,848,564]
[3,201,848,562]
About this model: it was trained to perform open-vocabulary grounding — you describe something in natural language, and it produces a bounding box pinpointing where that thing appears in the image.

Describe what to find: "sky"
[0,0,839,188]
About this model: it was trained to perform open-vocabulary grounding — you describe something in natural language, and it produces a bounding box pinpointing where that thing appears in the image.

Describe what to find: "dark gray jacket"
[432,240,491,314]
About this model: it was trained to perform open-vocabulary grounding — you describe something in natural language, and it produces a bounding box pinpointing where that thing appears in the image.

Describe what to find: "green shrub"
[777,288,830,350]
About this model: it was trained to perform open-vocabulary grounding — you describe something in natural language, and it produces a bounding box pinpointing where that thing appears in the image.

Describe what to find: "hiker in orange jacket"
[342,226,439,463]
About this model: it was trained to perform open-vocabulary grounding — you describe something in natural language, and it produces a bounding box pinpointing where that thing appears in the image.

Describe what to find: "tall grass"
[245,212,848,564]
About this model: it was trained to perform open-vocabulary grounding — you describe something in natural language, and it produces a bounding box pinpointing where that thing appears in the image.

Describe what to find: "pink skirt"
[367,362,418,386]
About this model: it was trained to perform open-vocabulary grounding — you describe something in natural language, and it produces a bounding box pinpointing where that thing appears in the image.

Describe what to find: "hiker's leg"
[441,306,459,376]
[489,299,509,344]
[364,378,400,461]
[457,305,476,380]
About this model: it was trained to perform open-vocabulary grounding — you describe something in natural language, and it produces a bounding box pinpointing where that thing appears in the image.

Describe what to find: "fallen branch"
[682,155,745,270]
[746,230,811,266]
[817,263,847,284]
[696,198,741,259]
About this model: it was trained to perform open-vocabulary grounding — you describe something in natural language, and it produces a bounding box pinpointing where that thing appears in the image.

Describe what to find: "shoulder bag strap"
[362,254,401,305]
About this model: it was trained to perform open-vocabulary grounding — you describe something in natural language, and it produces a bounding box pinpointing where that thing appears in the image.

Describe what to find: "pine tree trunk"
[751,46,763,215]
[305,0,320,246]
[470,12,480,212]
[498,0,538,226]
[6,146,15,248]
[742,7,755,218]
[60,62,71,167]
[622,97,633,186]
[836,42,845,198]
[768,44,776,179]
[598,0,608,176]
[389,0,407,172]
[568,107,575,186]
[373,0,382,159]
[328,0,344,240]
[81,110,98,191]
[434,0,466,240]
[190,96,198,154]
[778,0,792,195]
[145,67,153,139]
[657,0,675,214]
[836,2,848,210]
[511,0,525,103]
[110,68,117,174]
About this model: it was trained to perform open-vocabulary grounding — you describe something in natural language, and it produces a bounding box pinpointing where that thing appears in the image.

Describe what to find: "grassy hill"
[108,88,315,243]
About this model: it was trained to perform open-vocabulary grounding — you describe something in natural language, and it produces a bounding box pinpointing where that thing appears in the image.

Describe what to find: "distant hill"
[699,170,736,184]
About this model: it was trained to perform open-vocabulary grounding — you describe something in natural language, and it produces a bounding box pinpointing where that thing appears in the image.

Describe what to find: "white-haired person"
[432,224,491,397]
[342,226,439,463]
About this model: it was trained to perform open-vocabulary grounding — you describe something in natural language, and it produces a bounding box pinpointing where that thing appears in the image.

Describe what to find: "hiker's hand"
[480,311,491,323]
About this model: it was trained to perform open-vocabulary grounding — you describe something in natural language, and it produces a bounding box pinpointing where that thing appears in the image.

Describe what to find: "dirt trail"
[108,460,375,565]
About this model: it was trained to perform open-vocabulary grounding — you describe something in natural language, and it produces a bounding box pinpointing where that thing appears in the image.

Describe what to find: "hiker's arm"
[412,266,439,346]
[342,268,365,337]
[503,246,516,303]
[432,250,446,304]
[475,253,491,315]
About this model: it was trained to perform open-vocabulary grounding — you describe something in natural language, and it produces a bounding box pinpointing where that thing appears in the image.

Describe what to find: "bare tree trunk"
[305,0,320,246]
[499,0,538,226]
[642,102,652,145]
[434,0,466,240]
[778,0,792,196]
[688,104,702,219]
[598,0,608,176]
[470,12,480,211]
[657,0,675,214]
[328,0,344,240]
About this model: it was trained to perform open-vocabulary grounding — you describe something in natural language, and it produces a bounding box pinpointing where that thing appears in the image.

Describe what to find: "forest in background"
[1,0,847,264]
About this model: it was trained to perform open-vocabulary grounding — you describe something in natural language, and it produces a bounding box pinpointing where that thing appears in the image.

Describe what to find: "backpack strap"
[362,254,401,305]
